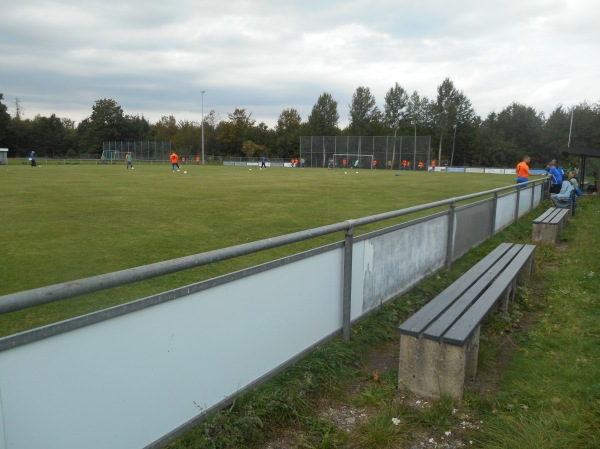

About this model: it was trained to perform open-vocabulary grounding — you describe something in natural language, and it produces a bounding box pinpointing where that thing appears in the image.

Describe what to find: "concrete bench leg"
[399,332,478,401]
[532,223,559,243]
[518,254,534,284]
[509,279,517,303]
[399,335,443,399]
[499,284,511,313]
[439,327,479,401]
[463,325,480,379]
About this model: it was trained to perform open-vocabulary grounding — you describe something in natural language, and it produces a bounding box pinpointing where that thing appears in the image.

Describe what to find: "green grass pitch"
[0,162,515,335]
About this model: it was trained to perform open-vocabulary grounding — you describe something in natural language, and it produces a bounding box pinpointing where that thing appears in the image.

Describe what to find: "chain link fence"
[299,136,432,170]
[102,141,173,162]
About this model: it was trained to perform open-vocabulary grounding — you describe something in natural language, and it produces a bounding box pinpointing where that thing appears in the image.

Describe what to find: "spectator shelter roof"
[561,147,600,189]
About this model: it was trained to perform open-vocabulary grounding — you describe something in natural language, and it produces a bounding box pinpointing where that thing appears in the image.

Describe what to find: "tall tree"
[405,91,433,129]
[14,98,23,121]
[348,86,380,135]
[173,120,202,154]
[154,115,178,142]
[124,114,152,141]
[544,106,570,154]
[495,102,545,163]
[568,101,600,150]
[432,78,476,165]
[0,93,12,148]
[246,122,275,154]
[475,112,519,167]
[201,110,220,157]
[30,114,71,157]
[275,108,302,157]
[215,108,256,155]
[384,82,409,131]
[307,92,339,136]
[81,99,127,152]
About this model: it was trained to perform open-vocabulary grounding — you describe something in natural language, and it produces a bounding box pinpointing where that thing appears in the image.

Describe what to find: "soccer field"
[0,163,515,334]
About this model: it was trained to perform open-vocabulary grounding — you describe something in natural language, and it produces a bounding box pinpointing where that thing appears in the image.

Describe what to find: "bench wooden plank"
[532,208,557,224]
[421,244,524,341]
[547,208,569,224]
[441,245,536,345]
[533,207,569,225]
[398,243,516,337]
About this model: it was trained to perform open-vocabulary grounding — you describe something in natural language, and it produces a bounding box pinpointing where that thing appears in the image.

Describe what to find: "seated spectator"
[568,171,583,196]
[551,173,574,207]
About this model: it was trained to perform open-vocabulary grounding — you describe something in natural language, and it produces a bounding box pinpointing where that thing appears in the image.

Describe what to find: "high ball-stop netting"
[101,141,173,162]
[299,135,432,169]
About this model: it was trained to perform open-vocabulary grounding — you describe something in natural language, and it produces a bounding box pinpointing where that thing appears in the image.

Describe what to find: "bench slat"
[534,207,569,225]
[548,209,569,224]
[398,243,516,337]
[421,244,523,340]
[441,245,535,345]
[532,208,557,224]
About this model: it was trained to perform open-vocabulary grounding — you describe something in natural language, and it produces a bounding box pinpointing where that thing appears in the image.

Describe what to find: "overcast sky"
[1,0,598,128]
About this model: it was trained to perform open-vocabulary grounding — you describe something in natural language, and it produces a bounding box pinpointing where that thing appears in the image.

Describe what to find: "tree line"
[1,77,599,168]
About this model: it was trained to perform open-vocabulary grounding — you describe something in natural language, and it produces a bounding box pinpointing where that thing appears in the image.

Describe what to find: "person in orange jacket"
[170,152,180,172]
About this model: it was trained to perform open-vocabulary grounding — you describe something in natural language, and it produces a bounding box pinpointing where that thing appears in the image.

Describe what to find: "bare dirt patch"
[365,339,399,373]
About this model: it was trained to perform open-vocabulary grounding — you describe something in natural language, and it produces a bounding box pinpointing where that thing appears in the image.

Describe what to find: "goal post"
[333,153,374,169]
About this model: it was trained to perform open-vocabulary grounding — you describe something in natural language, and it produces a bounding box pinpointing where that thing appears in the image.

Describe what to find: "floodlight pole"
[568,107,574,147]
[392,126,398,169]
[413,121,417,170]
[450,124,457,167]
[201,90,205,164]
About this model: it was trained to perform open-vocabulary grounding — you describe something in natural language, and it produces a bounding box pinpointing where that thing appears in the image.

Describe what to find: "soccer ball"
[184,171,187,174]
[344,172,347,175]
[249,168,252,171]
[356,171,359,174]
[177,169,181,172]
[131,167,135,170]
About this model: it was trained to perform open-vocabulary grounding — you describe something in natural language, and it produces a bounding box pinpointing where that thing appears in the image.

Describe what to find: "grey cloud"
[1,0,598,127]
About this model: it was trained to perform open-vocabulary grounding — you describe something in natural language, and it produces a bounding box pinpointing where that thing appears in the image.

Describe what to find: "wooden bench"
[532,207,570,243]
[397,243,536,400]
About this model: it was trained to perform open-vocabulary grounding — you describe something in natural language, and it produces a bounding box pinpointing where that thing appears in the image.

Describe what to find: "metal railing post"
[445,200,456,269]
[491,192,499,236]
[515,186,521,223]
[342,224,355,343]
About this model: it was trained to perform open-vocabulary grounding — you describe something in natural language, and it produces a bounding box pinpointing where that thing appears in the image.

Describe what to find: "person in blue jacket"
[547,160,562,194]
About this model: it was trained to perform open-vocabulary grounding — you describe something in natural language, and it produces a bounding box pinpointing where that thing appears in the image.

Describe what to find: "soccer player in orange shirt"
[170,152,180,172]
